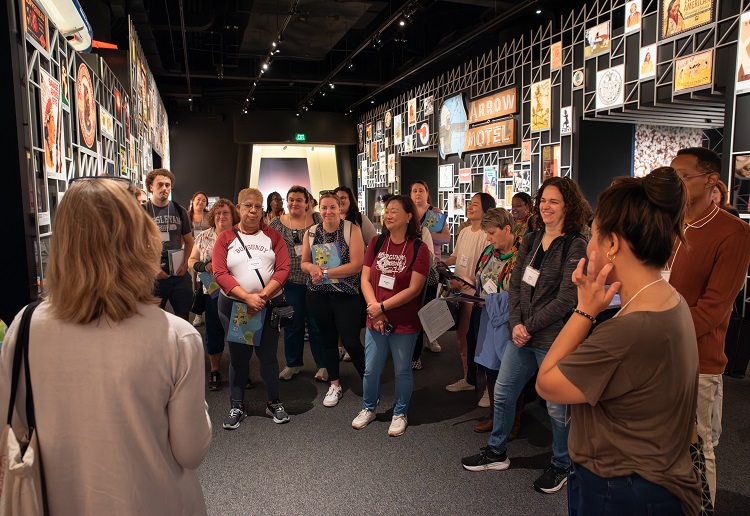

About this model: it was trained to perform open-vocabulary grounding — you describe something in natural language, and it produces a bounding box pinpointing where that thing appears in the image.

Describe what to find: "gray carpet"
[192,322,750,516]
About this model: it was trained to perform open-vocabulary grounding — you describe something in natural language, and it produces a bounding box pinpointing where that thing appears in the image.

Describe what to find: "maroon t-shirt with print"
[364,234,431,334]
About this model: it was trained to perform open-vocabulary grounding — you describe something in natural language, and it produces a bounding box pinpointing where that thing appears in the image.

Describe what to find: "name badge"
[522,266,540,287]
[247,258,263,270]
[160,231,170,242]
[294,244,303,257]
[459,255,469,268]
[483,280,497,294]
[378,274,396,290]
[661,269,671,282]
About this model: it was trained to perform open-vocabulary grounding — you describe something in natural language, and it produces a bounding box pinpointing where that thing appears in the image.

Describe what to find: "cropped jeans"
[362,329,419,416]
[487,343,571,470]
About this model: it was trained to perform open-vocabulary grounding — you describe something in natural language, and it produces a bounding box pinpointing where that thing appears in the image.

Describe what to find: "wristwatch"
[322,269,329,280]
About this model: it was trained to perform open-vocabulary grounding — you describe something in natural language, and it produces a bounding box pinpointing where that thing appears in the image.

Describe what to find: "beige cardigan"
[0,302,211,515]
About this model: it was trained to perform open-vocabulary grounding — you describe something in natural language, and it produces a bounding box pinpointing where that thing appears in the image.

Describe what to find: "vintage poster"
[99,106,114,140]
[674,50,713,93]
[76,61,97,150]
[449,193,465,219]
[521,140,531,163]
[394,114,403,144]
[459,167,471,184]
[379,151,386,175]
[584,21,611,60]
[483,165,498,201]
[357,123,364,153]
[366,122,372,141]
[551,41,562,70]
[371,141,378,163]
[736,11,750,94]
[439,94,468,159]
[384,110,393,129]
[530,79,551,132]
[560,107,573,135]
[376,120,383,141]
[660,0,714,41]
[640,45,657,80]
[423,96,434,116]
[596,65,625,110]
[504,185,514,208]
[39,69,62,180]
[625,0,642,33]
[23,0,49,53]
[404,133,413,152]
[439,164,454,189]
[388,154,396,183]
[735,154,750,179]
[60,63,70,108]
[408,98,417,126]
[416,121,430,149]
[542,145,561,180]
[514,167,531,193]
[572,68,585,89]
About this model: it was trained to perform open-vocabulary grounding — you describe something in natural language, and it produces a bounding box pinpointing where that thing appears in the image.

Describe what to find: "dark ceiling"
[81,0,583,117]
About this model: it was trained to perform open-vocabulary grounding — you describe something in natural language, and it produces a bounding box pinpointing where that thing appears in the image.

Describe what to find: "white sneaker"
[192,314,203,327]
[352,409,376,429]
[478,390,490,407]
[314,368,329,382]
[388,415,408,436]
[425,340,442,353]
[446,378,476,392]
[323,385,343,407]
[278,366,302,380]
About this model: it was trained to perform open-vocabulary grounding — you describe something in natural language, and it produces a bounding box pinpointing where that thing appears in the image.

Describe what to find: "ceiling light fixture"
[536,9,542,14]
[329,83,334,89]
[399,20,406,26]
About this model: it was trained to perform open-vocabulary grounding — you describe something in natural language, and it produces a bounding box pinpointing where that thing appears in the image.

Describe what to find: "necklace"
[686,204,719,229]
[614,278,664,318]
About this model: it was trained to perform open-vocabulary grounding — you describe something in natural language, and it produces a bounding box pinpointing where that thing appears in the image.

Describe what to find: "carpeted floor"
[193,323,750,515]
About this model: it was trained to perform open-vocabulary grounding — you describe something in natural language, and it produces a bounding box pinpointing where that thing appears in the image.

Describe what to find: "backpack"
[371,233,429,305]
[307,220,353,247]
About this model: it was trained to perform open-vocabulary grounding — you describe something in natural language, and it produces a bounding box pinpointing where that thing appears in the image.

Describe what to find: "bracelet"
[573,308,596,324]
[380,301,386,314]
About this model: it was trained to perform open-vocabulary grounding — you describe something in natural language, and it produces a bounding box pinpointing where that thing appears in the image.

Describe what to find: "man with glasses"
[668,148,750,508]
[145,168,195,321]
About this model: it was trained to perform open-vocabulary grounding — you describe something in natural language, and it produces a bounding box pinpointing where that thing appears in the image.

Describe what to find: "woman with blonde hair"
[0,177,211,514]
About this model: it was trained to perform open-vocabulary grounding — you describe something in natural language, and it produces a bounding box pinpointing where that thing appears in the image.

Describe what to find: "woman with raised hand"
[301,192,366,407]
[213,188,291,430]
[0,177,211,514]
[268,185,327,382]
[352,195,430,437]
[188,198,240,391]
[462,177,591,498]
[536,167,701,514]
[443,192,497,394]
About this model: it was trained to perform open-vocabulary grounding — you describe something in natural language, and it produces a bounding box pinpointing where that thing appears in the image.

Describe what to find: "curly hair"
[207,198,240,227]
[533,177,592,234]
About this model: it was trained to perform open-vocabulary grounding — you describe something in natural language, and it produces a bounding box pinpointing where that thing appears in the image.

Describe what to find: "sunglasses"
[320,190,336,195]
[292,230,301,245]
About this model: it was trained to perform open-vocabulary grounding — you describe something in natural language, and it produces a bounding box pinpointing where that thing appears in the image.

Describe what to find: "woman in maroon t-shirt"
[352,195,430,437]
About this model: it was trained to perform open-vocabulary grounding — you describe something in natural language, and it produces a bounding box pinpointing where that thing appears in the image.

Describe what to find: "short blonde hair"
[238,187,263,205]
[46,179,162,323]
[481,207,514,231]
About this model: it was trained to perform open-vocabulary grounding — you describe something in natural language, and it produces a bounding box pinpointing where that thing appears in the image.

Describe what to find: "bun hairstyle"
[595,167,686,267]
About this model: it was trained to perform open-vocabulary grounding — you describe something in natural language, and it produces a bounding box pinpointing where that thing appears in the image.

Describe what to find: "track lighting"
[329,83,334,89]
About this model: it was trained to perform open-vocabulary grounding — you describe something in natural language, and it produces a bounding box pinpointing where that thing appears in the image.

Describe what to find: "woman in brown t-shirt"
[536,167,701,515]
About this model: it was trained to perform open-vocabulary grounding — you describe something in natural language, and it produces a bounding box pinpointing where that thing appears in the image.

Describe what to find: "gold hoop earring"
[607,250,616,261]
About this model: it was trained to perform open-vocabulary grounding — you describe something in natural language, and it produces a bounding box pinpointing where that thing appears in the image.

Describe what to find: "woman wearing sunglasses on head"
[352,195,430,437]
[268,185,327,382]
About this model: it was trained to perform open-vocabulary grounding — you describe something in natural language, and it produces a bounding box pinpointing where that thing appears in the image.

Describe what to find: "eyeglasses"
[215,211,232,218]
[292,230,301,244]
[239,203,263,211]
[677,172,709,180]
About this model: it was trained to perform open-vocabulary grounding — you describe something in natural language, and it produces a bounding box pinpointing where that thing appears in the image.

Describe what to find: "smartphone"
[384,322,393,335]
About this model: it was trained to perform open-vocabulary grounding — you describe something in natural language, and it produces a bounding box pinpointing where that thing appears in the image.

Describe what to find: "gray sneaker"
[266,401,290,424]
[223,404,246,430]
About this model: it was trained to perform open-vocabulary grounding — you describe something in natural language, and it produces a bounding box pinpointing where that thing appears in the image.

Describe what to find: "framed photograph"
[375,120,383,141]
[416,121,430,149]
[660,0,715,41]
[560,106,573,135]
[394,114,403,144]
[737,11,750,94]
[76,61,97,150]
[39,69,61,180]
[439,164,454,189]
[674,50,713,93]
[640,44,657,80]
[379,151,386,175]
[572,68,585,89]
[514,167,531,194]
[408,98,417,126]
[23,0,49,54]
[439,94,468,159]
[459,167,471,184]
[388,154,396,183]
[384,110,393,129]
[483,165,498,202]
[366,122,372,141]
[735,154,750,179]
[504,184,514,208]
[584,21,611,60]
[423,96,434,116]
[625,0,642,33]
[551,42,563,70]
[542,145,561,181]
[530,79,551,132]
[449,193,465,219]
[404,133,413,152]
[357,123,364,153]
[371,141,378,162]
[521,140,531,163]
[596,65,625,110]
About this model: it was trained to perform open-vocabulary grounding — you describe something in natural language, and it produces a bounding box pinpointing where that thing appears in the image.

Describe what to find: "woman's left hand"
[572,251,621,317]
[367,302,383,318]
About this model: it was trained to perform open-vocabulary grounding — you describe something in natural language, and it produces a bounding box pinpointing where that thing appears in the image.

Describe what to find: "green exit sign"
[295,133,306,142]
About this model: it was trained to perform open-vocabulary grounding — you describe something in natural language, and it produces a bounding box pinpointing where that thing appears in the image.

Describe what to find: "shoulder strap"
[343,220,352,247]
[7,300,41,427]
[562,232,584,260]
[409,238,423,269]
[172,200,185,224]
[232,227,266,288]
[372,233,388,257]
[308,224,318,246]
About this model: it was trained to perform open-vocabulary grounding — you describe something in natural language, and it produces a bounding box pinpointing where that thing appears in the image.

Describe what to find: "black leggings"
[218,293,281,404]
[306,290,366,382]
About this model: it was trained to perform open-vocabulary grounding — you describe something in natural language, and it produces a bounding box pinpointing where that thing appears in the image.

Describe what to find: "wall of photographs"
[19,0,169,293]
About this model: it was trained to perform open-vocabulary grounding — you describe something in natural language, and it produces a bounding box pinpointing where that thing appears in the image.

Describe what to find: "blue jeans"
[282,282,324,368]
[487,343,571,469]
[567,463,683,515]
[362,329,419,416]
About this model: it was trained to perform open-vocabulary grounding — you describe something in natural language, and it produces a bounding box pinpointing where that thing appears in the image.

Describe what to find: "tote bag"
[0,301,47,516]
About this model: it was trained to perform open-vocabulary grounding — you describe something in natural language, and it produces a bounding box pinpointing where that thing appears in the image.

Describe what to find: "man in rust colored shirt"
[669,147,750,507]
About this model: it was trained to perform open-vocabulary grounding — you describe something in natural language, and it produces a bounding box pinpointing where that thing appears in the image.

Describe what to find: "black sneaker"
[222,404,246,430]
[533,465,570,493]
[461,448,510,471]
[208,371,222,391]
[266,400,290,424]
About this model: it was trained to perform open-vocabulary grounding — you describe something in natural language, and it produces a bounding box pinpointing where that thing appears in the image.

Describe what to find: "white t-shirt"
[451,226,487,279]
[219,230,276,297]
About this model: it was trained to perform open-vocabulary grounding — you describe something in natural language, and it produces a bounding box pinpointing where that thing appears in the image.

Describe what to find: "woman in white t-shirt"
[212,188,291,431]
[441,192,497,393]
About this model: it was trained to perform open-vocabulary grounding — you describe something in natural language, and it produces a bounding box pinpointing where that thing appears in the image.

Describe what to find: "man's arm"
[177,232,194,276]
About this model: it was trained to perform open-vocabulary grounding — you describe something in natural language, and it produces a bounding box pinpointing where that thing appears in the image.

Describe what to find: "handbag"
[190,276,206,315]
[232,228,295,330]
[0,300,47,516]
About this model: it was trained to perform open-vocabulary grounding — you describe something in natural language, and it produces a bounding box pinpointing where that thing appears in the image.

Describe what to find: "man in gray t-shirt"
[145,168,194,320]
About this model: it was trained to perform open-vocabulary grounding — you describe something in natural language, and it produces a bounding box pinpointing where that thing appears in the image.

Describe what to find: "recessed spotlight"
[399,20,405,26]
[329,83,334,89]
[296,112,300,116]
[370,99,375,104]
[536,9,542,14]
[262,63,268,70]
[272,41,277,47]
[321,91,326,96]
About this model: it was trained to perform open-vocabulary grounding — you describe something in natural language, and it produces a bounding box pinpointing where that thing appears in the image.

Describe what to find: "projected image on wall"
[258,158,311,198]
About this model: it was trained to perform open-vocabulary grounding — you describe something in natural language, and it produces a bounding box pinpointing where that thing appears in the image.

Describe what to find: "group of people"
[0,147,748,514]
